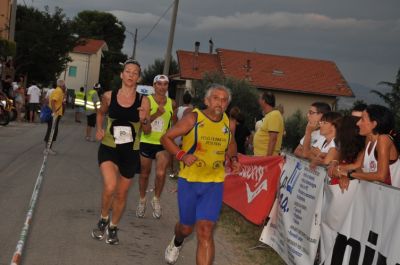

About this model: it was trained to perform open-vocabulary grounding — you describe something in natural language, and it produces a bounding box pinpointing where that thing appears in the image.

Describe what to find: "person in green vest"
[74,86,85,123]
[136,74,176,219]
[85,83,101,141]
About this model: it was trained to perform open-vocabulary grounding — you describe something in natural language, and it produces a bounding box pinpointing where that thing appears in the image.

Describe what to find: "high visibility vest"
[85,89,101,110]
[74,91,85,106]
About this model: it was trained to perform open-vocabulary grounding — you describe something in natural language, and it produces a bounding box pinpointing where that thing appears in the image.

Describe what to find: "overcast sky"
[25,0,400,89]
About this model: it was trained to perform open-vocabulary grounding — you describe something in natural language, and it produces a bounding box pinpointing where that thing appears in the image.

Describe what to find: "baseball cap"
[94,83,101,89]
[153,74,169,84]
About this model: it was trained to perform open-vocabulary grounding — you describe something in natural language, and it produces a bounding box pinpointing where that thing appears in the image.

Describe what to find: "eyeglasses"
[123,59,141,68]
[319,121,330,125]
[307,110,320,115]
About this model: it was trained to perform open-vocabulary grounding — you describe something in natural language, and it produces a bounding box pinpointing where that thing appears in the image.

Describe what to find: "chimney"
[209,38,214,54]
[194,41,200,56]
[193,41,200,71]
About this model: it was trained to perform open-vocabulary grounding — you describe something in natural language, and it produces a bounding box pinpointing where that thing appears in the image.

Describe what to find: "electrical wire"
[138,1,174,43]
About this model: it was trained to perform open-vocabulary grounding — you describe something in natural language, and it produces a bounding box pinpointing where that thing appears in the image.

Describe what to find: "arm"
[96,91,111,141]
[227,118,241,173]
[138,96,151,134]
[267,131,278,156]
[160,112,197,166]
[302,122,318,158]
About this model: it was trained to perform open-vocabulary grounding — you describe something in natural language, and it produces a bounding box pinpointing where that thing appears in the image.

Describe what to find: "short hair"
[321,111,342,129]
[182,91,192,104]
[80,87,84,92]
[57,79,65,87]
[260,91,275,107]
[311,102,331,114]
[205,83,232,103]
[229,106,240,120]
[352,103,367,112]
[366,104,394,134]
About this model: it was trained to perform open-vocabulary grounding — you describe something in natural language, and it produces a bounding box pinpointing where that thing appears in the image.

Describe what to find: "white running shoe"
[151,197,162,219]
[136,198,146,218]
[165,236,182,264]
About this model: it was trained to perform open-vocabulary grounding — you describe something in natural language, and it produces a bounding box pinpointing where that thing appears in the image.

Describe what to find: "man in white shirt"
[27,81,42,123]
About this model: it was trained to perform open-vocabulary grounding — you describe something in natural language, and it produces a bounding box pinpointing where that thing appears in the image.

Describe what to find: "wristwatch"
[347,170,356,180]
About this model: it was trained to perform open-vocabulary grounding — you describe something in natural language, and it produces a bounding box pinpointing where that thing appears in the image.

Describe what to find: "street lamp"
[115,22,138,59]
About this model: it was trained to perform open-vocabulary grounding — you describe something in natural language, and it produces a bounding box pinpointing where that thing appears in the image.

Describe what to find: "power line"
[138,1,174,43]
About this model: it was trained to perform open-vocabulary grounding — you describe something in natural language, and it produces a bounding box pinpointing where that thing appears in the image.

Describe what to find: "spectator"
[85,84,100,141]
[351,102,367,119]
[27,81,41,123]
[74,87,85,123]
[253,91,284,156]
[14,82,25,122]
[230,106,251,154]
[335,105,400,190]
[294,102,331,158]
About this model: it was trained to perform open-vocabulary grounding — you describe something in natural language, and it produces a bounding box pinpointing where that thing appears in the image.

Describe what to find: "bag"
[40,105,52,123]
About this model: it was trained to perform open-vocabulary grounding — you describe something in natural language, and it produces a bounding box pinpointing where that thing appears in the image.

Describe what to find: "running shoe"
[165,236,182,264]
[151,197,162,219]
[105,226,119,245]
[136,198,146,218]
[91,218,109,240]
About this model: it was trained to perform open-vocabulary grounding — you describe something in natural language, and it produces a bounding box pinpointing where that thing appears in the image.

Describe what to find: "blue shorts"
[177,177,224,226]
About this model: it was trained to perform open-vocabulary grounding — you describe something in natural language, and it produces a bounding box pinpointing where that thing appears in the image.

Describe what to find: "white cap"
[153,74,169,84]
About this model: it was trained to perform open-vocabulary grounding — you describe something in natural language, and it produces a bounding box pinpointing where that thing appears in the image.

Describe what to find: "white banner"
[321,180,400,265]
[260,154,325,265]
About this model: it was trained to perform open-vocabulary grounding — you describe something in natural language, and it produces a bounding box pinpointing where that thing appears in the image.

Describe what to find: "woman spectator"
[230,106,251,154]
[335,105,400,190]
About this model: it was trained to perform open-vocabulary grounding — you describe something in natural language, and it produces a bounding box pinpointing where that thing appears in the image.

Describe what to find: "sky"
[24,0,400,90]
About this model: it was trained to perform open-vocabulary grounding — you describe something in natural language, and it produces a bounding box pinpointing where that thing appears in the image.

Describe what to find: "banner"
[223,154,284,225]
[259,154,325,265]
[321,181,400,264]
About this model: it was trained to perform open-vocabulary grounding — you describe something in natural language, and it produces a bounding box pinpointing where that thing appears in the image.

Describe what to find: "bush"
[282,110,307,152]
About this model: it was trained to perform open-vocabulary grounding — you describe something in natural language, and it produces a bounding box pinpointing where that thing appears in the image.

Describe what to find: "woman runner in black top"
[91,59,151,245]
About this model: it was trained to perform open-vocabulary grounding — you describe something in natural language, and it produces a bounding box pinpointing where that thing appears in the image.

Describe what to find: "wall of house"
[59,51,101,92]
[271,90,337,119]
[0,0,11,40]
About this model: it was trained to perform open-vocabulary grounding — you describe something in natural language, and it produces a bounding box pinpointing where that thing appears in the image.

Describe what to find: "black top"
[235,123,251,154]
[108,89,141,122]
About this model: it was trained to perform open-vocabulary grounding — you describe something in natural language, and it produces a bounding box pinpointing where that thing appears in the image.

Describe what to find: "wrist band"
[347,170,355,180]
[176,150,186,161]
[230,155,238,163]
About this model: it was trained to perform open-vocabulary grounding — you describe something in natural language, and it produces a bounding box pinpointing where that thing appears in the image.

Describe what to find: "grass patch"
[218,204,285,265]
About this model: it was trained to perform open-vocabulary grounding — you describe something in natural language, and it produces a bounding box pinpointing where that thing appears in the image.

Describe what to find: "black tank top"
[108,89,141,122]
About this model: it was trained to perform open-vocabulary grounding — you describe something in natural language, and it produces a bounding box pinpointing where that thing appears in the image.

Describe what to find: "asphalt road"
[0,109,239,265]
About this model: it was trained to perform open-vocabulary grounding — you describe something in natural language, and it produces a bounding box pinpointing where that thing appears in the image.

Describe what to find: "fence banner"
[223,154,284,225]
[321,180,400,264]
[259,154,325,265]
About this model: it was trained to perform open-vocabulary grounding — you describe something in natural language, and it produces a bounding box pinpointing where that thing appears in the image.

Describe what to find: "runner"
[136,74,176,219]
[160,84,241,265]
[91,59,150,245]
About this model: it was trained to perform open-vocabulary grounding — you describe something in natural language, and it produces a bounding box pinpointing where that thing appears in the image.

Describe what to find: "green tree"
[15,5,78,84]
[71,11,127,90]
[371,68,400,129]
[142,58,179,85]
[192,72,261,129]
[282,110,307,152]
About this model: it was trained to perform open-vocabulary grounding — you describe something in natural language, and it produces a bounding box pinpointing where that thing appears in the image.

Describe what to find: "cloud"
[194,11,389,31]
[108,10,168,27]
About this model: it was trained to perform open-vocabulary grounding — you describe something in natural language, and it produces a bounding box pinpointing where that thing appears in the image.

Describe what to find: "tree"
[142,58,179,86]
[371,68,400,130]
[71,11,127,90]
[282,110,307,152]
[15,5,78,84]
[192,72,262,130]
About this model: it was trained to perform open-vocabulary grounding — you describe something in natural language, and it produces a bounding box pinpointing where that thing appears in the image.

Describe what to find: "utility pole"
[132,28,138,59]
[163,0,179,75]
[9,0,17,41]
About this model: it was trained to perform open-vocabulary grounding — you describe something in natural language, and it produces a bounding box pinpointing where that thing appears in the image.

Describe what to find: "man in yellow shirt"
[253,91,284,156]
[43,79,66,155]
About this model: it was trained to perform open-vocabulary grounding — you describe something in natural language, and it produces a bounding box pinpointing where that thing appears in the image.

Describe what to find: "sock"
[174,237,184,247]
[109,222,117,229]
[140,197,146,202]
[100,215,109,221]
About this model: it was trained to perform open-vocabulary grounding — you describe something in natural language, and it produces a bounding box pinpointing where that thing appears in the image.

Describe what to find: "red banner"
[223,154,284,225]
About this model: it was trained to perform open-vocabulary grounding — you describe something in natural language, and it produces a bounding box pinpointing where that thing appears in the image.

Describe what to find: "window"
[68,66,77,77]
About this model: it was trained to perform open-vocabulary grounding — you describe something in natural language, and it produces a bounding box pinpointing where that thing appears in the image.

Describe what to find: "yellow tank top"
[140,95,173,145]
[180,109,231,183]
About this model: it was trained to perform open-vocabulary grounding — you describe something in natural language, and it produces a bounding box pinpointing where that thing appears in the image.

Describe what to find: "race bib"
[113,126,133,144]
[151,117,165,132]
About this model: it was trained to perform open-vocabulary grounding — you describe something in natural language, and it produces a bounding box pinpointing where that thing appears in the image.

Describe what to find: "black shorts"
[87,113,96,127]
[98,144,140,179]
[140,142,165,159]
[29,103,39,112]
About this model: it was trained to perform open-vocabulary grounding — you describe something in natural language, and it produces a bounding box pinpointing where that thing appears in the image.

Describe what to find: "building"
[174,46,353,117]
[59,38,108,92]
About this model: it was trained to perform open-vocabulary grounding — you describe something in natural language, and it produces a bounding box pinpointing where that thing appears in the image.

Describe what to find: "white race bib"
[151,117,165,133]
[113,126,133,144]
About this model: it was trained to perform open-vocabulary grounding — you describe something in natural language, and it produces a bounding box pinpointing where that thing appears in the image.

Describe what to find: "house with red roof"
[174,46,353,117]
[59,38,108,92]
